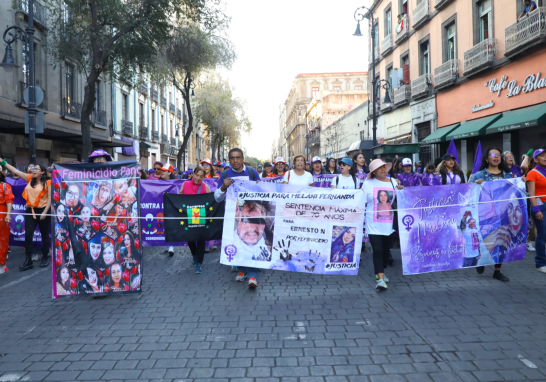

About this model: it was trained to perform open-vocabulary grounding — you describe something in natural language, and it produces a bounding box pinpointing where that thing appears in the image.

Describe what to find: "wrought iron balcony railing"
[381,34,393,57]
[17,0,47,27]
[434,59,459,90]
[18,81,48,110]
[413,0,430,29]
[62,98,81,120]
[139,82,148,95]
[411,74,432,99]
[152,88,159,101]
[505,7,546,57]
[161,134,168,144]
[177,109,182,118]
[394,84,411,105]
[169,103,176,114]
[122,120,134,136]
[394,16,410,44]
[139,125,148,138]
[93,109,107,126]
[160,97,167,108]
[463,38,497,76]
[152,130,159,142]
[170,137,176,146]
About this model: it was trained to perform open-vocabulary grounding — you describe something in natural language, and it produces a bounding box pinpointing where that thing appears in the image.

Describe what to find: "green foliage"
[466,169,472,179]
[245,156,267,168]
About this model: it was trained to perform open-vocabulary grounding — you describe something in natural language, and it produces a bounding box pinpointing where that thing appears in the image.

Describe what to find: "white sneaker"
[168,246,174,256]
[248,277,258,288]
[32,254,40,262]
[235,272,247,282]
[375,279,387,290]
[527,242,536,252]
[536,266,546,274]
[0,266,7,274]
[376,274,389,283]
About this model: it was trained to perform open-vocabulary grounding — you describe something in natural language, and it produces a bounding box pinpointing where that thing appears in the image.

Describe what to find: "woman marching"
[283,155,314,186]
[179,165,212,273]
[436,153,466,185]
[331,158,357,190]
[503,151,522,178]
[0,166,14,274]
[352,152,368,188]
[0,159,51,270]
[325,158,340,175]
[270,157,287,177]
[363,159,403,290]
[200,159,219,179]
[527,147,546,274]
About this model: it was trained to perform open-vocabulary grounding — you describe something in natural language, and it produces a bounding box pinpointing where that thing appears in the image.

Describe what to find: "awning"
[98,137,133,148]
[373,143,421,155]
[421,123,460,144]
[446,113,502,140]
[140,141,158,150]
[347,140,375,151]
[486,103,546,134]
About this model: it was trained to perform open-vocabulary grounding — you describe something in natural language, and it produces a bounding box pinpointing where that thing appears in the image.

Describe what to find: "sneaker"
[168,246,174,257]
[527,242,536,252]
[32,254,40,262]
[476,266,485,274]
[231,266,238,272]
[0,266,7,274]
[248,277,258,288]
[376,279,387,290]
[376,274,389,283]
[195,264,203,274]
[235,272,247,282]
[536,266,546,274]
[493,270,509,282]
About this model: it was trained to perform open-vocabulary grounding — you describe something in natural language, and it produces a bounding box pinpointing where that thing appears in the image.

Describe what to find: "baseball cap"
[257,164,263,169]
[441,153,456,161]
[401,158,412,166]
[339,158,353,167]
[274,157,285,164]
[263,162,272,167]
[160,164,174,173]
[200,158,212,166]
[311,156,322,164]
[148,169,154,173]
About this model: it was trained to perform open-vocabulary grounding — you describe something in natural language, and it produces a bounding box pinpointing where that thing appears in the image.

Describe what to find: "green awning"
[421,123,461,144]
[486,104,546,134]
[446,113,503,140]
[374,143,421,155]
[141,141,158,150]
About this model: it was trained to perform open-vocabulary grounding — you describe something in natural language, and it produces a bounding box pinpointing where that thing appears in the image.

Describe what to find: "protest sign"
[5,177,42,247]
[397,179,528,275]
[220,181,365,275]
[261,176,284,183]
[164,193,225,242]
[51,161,142,298]
[140,179,220,247]
[396,173,442,187]
[313,174,337,188]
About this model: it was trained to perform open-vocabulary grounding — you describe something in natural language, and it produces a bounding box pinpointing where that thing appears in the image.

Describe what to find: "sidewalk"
[0,245,545,381]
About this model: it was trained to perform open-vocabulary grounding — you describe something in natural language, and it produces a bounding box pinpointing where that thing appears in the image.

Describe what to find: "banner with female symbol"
[397,178,528,274]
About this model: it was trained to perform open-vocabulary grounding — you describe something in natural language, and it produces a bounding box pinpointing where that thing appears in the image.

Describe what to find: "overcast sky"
[220,0,369,160]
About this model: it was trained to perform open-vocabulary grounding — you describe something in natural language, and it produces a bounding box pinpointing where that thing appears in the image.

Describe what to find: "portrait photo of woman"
[56,264,74,295]
[375,189,394,221]
[55,203,68,243]
[113,179,137,208]
[101,237,116,268]
[78,267,104,294]
[91,181,114,212]
[77,202,97,241]
[119,232,141,269]
[330,227,356,263]
[105,262,128,292]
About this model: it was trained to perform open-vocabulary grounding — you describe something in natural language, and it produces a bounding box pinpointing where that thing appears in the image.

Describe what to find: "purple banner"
[6,177,42,247]
[396,173,442,187]
[313,174,337,188]
[261,176,284,183]
[398,179,528,275]
[140,179,220,247]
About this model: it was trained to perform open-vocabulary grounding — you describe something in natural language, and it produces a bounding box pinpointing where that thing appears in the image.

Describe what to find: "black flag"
[163,193,224,242]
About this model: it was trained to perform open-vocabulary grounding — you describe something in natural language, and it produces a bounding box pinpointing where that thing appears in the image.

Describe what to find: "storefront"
[432,50,546,172]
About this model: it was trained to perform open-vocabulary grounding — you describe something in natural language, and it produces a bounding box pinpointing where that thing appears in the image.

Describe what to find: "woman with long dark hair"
[330,227,356,263]
[56,264,74,295]
[0,167,14,274]
[105,262,128,292]
[119,231,141,270]
[325,158,340,174]
[436,153,466,185]
[270,158,287,177]
[352,153,368,188]
[469,147,512,282]
[0,160,51,270]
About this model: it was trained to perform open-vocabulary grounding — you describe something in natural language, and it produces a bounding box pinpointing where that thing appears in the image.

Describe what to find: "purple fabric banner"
[398,178,528,275]
[6,177,42,247]
[261,176,284,183]
[140,179,220,247]
[472,141,483,175]
[121,137,137,156]
[396,173,442,187]
[313,174,337,188]
[447,139,460,165]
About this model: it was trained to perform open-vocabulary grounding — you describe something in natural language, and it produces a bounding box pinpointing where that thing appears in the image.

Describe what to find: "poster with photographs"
[51,161,142,298]
[219,181,365,275]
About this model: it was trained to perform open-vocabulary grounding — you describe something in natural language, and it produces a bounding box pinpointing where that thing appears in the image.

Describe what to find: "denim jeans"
[462,257,478,267]
[239,267,258,280]
[532,203,546,268]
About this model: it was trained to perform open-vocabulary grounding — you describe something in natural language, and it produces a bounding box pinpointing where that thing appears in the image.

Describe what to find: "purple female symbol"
[402,215,414,231]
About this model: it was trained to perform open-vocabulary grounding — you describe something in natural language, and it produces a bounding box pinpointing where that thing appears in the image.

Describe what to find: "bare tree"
[322,120,350,160]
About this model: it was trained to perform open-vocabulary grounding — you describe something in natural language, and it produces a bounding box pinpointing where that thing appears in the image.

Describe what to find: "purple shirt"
[508,165,522,178]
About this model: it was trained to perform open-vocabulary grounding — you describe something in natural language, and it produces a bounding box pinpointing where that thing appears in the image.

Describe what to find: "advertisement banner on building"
[397,179,527,275]
[51,161,142,298]
[219,181,365,275]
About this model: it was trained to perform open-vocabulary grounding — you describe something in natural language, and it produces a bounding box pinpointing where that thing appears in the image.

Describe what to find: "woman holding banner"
[0,166,14,274]
[270,157,287,177]
[331,158,357,190]
[437,153,466,185]
[0,159,51,271]
[283,156,314,186]
[364,159,403,290]
[527,148,546,274]
[179,165,212,274]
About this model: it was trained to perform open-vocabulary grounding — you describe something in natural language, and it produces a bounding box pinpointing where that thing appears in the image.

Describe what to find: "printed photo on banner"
[52,161,142,298]
[220,181,365,275]
[373,188,394,223]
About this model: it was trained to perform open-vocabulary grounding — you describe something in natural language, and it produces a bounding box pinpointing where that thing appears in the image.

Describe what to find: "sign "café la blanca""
[485,72,546,98]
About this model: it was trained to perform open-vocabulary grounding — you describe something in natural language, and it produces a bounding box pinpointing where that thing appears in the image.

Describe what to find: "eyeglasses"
[93,157,107,163]
[66,190,79,199]
[27,166,35,170]
[239,217,266,225]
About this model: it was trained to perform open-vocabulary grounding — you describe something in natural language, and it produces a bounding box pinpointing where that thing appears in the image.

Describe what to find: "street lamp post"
[353,6,377,150]
[1,0,37,164]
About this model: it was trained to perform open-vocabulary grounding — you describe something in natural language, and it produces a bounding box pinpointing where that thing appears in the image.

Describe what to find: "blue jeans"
[462,257,478,267]
[239,267,258,280]
[532,203,546,268]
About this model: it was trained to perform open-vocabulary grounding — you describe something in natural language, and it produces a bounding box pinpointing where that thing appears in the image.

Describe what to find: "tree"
[163,23,236,169]
[45,0,223,159]
[194,75,251,162]
[323,120,350,160]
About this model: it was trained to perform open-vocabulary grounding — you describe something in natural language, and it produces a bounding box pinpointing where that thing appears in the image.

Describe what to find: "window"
[170,119,173,138]
[385,7,392,36]
[151,109,156,130]
[161,115,164,135]
[400,51,410,85]
[373,23,379,49]
[386,66,393,97]
[22,43,36,83]
[479,0,492,41]
[65,64,74,104]
[355,86,363,90]
[333,86,341,91]
[419,40,430,75]
[169,91,172,104]
[312,87,319,98]
[95,81,101,111]
[139,103,144,126]
[375,75,381,100]
[400,0,408,15]
[122,94,128,120]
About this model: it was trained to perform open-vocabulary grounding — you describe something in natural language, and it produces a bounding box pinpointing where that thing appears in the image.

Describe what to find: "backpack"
[221,167,256,181]
[334,174,357,188]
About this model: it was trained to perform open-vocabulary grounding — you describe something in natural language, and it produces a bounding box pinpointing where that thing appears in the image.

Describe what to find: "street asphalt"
[0,245,545,382]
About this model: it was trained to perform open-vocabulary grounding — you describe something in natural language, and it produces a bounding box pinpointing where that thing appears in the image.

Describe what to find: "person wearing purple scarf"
[527,147,546,274]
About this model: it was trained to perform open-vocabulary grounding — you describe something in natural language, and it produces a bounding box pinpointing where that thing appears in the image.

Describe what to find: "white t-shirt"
[283,170,314,186]
[364,178,397,236]
[334,174,356,189]
[462,227,483,258]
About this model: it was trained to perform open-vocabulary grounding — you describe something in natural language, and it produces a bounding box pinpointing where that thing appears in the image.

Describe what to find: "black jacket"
[439,169,466,185]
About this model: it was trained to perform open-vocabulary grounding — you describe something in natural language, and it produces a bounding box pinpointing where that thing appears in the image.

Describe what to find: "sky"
[220,0,369,160]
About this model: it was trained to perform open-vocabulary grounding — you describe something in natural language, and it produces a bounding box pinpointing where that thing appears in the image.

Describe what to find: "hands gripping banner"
[220,181,365,275]
[397,179,528,275]
[51,161,142,298]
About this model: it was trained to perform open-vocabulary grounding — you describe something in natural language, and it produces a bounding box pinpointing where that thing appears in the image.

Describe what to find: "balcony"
[368,46,380,67]
[434,0,454,10]
[394,85,411,105]
[170,137,176,146]
[93,109,107,126]
[169,103,176,114]
[394,16,410,44]
[309,133,321,147]
[177,109,182,118]
[463,38,497,76]
[139,125,148,138]
[381,34,393,57]
[122,120,134,136]
[380,94,394,112]
[505,7,546,57]
[161,144,173,155]
[434,59,459,90]
[139,82,148,95]
[160,97,167,108]
[161,134,168,144]
[413,0,430,29]
[62,98,81,120]
[152,130,159,142]
[152,88,159,101]
[412,74,432,99]
[17,0,47,28]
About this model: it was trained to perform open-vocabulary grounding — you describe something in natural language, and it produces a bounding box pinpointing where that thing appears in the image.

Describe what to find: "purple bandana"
[534,164,546,178]
[88,149,113,162]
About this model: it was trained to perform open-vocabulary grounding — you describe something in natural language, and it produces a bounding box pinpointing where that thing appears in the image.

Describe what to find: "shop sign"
[485,72,546,98]
[471,101,495,113]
